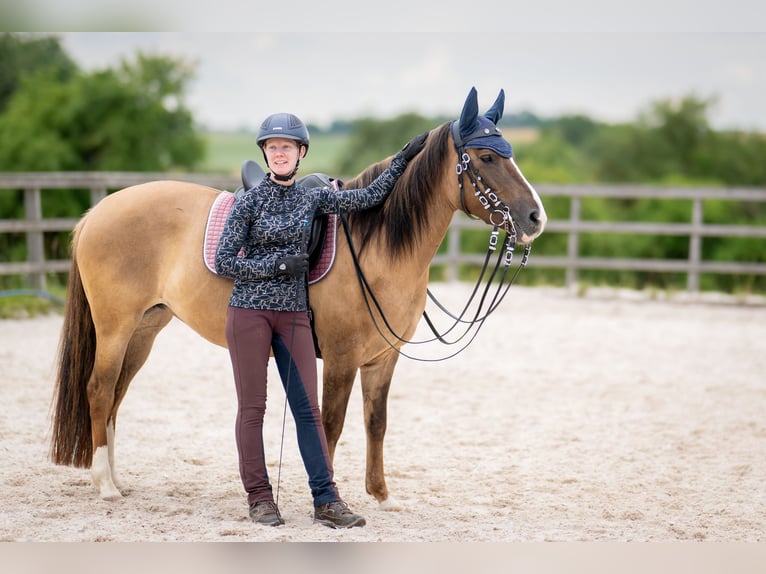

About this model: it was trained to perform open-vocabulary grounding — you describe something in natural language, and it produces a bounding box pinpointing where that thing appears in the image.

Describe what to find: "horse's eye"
[480,154,494,163]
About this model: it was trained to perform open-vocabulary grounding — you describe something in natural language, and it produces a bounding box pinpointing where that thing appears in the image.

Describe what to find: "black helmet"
[256,113,310,155]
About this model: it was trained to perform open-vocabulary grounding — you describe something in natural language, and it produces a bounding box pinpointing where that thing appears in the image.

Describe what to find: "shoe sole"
[250,511,285,526]
[313,516,366,529]
[261,519,285,527]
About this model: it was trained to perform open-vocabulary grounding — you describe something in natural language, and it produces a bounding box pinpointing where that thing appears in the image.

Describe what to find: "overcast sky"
[50,14,766,132]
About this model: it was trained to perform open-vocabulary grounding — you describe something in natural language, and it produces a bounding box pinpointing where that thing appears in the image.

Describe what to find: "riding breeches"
[224,306,339,507]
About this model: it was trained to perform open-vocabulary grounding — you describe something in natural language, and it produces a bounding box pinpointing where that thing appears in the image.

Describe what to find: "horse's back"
[83,180,218,233]
[74,181,228,330]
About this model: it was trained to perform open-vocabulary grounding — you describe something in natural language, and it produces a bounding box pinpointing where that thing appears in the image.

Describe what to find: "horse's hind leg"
[88,325,134,501]
[107,306,175,492]
[90,306,173,500]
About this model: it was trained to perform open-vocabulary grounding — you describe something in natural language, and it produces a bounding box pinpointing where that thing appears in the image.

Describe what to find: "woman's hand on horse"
[276,253,309,277]
[401,131,428,162]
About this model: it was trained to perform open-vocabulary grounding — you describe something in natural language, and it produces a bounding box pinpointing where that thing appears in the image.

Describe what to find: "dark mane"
[344,122,451,260]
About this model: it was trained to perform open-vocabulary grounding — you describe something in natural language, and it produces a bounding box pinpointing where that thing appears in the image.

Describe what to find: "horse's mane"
[343,122,451,261]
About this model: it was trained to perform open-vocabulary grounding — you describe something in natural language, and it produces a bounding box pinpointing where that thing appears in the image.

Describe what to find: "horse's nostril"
[528,207,547,231]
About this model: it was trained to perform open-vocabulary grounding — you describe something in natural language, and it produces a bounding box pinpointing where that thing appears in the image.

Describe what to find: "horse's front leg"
[321,363,358,462]
[359,354,400,510]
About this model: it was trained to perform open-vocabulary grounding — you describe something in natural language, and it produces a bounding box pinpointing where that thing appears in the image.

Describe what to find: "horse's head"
[450,87,546,244]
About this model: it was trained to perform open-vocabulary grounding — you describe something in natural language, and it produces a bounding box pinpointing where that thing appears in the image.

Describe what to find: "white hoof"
[92,445,122,501]
[378,495,403,511]
[99,485,123,501]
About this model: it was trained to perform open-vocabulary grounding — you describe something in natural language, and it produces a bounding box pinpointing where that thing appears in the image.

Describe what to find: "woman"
[215,112,427,528]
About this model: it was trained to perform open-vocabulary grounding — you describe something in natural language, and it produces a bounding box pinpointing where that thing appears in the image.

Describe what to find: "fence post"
[90,186,107,206]
[687,197,703,291]
[24,187,45,291]
[566,196,581,288]
[446,214,461,282]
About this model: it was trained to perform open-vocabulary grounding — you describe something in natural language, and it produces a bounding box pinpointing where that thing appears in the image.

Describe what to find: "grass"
[0,289,65,319]
[200,131,353,177]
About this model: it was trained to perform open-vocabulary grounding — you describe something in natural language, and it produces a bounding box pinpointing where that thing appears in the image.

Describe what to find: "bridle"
[339,125,532,362]
[451,120,516,231]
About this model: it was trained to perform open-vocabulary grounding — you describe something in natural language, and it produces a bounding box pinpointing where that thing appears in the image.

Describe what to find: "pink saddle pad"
[203,191,337,285]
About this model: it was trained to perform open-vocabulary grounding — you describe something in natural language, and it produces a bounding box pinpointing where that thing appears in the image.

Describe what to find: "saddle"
[204,160,339,285]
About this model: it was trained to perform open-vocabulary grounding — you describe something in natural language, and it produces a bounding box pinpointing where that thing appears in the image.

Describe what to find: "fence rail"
[2,173,766,292]
[432,184,766,290]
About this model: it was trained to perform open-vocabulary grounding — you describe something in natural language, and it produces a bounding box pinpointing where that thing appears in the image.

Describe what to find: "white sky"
[32,4,766,132]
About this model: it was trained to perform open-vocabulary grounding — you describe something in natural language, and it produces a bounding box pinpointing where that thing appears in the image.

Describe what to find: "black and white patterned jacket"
[215,152,408,311]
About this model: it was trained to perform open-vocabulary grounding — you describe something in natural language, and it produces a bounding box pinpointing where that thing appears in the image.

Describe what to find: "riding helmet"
[256,113,310,155]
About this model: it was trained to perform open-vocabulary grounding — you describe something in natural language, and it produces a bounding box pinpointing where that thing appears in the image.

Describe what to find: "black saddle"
[237,160,332,268]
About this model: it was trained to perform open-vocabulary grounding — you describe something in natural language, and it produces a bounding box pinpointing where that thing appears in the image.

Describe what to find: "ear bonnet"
[450,87,512,158]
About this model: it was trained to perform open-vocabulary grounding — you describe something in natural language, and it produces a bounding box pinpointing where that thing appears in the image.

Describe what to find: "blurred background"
[2,12,766,564]
[1,25,765,314]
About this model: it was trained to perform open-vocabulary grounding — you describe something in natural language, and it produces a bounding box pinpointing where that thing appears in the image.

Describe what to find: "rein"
[339,137,531,362]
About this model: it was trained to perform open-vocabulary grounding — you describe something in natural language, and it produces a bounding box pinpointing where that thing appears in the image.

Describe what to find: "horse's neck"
[429,209,457,257]
[408,200,457,273]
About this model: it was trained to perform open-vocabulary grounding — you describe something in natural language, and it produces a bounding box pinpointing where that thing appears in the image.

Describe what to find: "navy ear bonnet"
[450,87,513,158]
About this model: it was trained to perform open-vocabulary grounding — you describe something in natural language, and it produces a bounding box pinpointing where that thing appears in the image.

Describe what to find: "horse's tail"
[50,222,95,468]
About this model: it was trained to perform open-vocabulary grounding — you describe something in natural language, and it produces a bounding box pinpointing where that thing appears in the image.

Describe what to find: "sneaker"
[248,500,285,526]
[313,500,366,529]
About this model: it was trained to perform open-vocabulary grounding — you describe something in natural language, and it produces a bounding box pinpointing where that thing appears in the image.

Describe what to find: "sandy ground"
[1,284,765,543]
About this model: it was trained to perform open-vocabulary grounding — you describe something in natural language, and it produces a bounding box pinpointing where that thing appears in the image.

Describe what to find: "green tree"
[515,130,595,183]
[589,95,723,184]
[0,52,205,171]
[643,95,715,174]
[0,48,206,289]
[0,33,76,114]
[548,114,600,148]
[336,113,433,176]
[701,130,766,186]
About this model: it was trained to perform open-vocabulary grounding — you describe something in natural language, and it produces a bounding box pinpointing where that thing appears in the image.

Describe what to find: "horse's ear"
[459,86,479,140]
[485,89,505,124]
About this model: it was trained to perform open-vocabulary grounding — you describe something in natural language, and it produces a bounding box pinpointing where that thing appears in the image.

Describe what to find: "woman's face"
[263,138,304,178]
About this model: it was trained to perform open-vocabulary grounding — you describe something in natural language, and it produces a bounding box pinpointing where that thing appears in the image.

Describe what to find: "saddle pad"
[203,191,338,285]
[308,213,337,285]
[203,191,238,273]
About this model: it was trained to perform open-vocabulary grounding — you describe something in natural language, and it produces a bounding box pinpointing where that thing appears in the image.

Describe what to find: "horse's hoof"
[378,496,403,511]
[99,485,123,501]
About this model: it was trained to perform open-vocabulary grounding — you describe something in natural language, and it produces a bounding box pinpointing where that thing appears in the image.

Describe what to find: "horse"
[50,87,547,508]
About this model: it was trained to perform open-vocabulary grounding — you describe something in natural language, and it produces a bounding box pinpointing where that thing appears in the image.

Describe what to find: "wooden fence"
[435,184,766,290]
[2,173,766,292]
[0,172,239,291]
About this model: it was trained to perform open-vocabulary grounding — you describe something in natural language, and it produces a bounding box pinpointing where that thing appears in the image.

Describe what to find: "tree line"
[1,33,764,294]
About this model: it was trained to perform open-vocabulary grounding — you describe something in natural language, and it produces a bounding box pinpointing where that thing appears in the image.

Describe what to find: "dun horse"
[50,88,547,507]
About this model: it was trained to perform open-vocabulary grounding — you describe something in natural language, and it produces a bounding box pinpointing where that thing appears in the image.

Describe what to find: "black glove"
[276,253,309,277]
[400,131,428,162]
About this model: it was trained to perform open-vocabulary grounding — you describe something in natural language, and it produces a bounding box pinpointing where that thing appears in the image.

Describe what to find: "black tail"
[50,232,96,468]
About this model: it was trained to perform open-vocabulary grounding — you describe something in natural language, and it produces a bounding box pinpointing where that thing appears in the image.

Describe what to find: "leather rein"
[339,131,531,362]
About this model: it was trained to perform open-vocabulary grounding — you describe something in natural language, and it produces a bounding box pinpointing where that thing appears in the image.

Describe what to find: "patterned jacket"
[215,152,408,311]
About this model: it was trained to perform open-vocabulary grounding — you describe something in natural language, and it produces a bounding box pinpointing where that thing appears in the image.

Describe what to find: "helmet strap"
[271,159,300,182]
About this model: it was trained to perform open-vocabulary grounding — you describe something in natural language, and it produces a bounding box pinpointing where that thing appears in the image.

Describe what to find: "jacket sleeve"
[214,194,277,280]
[316,152,408,213]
